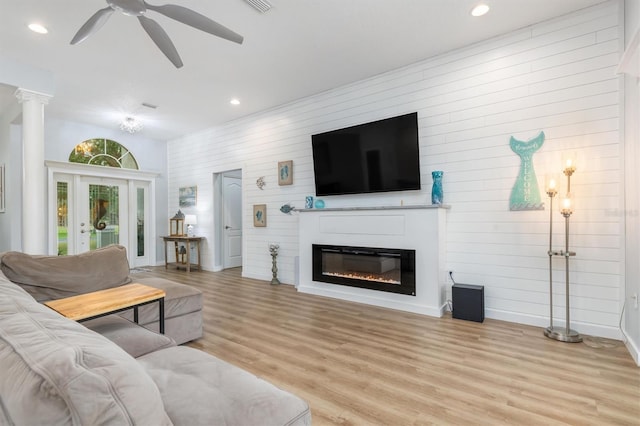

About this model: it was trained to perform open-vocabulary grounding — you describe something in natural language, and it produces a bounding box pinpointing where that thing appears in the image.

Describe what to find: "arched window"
[69,138,139,170]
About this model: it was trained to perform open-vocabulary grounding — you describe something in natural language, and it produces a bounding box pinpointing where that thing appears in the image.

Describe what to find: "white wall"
[622,0,640,364]
[168,2,625,339]
[0,100,22,252]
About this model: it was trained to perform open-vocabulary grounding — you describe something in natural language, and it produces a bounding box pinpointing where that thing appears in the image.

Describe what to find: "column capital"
[14,88,52,105]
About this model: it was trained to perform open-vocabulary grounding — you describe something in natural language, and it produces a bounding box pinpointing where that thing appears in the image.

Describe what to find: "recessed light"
[28,23,48,34]
[471,4,490,17]
[230,98,240,105]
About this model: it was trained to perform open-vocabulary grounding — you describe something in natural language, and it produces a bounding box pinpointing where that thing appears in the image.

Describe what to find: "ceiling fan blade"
[70,7,115,45]
[137,15,183,68]
[144,2,244,44]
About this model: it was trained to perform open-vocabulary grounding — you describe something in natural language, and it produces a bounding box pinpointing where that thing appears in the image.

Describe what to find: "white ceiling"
[0,0,608,141]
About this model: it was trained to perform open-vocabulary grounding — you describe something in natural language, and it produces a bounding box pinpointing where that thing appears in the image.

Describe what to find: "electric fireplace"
[312,244,416,295]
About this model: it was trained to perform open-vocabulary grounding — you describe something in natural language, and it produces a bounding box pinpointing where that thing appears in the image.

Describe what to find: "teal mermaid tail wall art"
[509,131,545,211]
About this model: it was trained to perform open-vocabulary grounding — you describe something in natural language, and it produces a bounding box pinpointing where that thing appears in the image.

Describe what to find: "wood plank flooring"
[134,266,640,425]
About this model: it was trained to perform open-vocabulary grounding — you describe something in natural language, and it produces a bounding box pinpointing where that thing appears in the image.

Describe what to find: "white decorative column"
[15,89,52,254]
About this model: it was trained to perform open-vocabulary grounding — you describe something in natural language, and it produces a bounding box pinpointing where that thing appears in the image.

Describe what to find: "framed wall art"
[253,204,267,227]
[179,186,197,207]
[278,160,293,186]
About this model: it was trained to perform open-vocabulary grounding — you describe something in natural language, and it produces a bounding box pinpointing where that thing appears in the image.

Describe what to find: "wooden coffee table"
[44,283,166,334]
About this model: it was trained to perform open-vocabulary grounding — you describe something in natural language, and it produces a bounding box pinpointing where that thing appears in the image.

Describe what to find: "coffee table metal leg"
[134,306,139,324]
[159,298,165,334]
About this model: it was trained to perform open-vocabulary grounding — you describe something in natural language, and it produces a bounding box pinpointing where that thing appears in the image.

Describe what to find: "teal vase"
[431,171,443,205]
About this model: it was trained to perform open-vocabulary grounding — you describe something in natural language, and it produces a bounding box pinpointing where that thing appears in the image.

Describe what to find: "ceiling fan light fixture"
[120,116,143,133]
[244,0,272,13]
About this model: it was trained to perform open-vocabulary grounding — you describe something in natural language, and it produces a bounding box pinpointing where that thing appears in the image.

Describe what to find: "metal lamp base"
[544,326,582,343]
[270,278,281,285]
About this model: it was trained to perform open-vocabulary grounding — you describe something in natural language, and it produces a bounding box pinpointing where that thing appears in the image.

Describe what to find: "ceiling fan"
[70,0,244,68]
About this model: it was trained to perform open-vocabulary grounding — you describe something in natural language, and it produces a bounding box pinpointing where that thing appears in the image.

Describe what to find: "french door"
[76,177,128,254]
[49,162,156,267]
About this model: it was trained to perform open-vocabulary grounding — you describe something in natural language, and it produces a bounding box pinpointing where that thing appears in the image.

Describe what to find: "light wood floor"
[135,266,640,425]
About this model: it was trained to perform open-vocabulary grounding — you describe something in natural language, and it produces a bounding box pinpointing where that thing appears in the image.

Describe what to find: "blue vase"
[431,171,443,205]
[305,196,314,209]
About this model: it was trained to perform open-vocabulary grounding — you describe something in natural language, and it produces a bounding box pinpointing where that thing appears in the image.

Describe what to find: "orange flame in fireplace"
[323,271,400,285]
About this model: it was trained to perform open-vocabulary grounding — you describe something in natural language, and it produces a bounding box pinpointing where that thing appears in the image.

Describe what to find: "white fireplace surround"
[298,205,448,317]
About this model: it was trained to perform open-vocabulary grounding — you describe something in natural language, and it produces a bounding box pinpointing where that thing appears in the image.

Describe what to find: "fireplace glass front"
[312,244,416,295]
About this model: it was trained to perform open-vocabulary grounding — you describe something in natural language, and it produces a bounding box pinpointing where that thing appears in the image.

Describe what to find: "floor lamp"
[544,160,582,343]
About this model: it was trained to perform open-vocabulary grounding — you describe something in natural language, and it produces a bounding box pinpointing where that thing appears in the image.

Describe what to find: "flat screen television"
[311,112,421,196]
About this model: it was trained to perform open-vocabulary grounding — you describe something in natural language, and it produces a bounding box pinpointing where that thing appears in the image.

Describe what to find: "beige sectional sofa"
[0,246,311,425]
[0,245,202,345]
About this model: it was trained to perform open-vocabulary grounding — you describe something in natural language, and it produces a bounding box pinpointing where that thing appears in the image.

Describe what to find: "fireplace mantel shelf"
[299,204,450,213]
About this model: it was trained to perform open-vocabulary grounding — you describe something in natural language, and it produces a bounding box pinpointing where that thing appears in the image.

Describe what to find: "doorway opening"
[213,169,243,271]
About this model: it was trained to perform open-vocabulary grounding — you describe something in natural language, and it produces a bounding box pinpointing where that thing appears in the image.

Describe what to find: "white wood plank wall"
[168,2,623,338]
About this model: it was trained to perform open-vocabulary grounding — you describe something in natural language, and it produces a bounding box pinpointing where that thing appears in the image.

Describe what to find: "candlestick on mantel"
[269,242,280,285]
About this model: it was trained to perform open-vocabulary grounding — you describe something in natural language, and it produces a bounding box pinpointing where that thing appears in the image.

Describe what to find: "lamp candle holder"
[269,243,280,285]
[544,172,581,343]
[563,157,576,192]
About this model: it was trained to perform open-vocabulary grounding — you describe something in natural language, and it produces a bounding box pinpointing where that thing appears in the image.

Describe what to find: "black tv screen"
[311,112,421,196]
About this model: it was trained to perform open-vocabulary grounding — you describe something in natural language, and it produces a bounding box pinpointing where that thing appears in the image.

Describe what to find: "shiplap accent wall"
[168,2,623,338]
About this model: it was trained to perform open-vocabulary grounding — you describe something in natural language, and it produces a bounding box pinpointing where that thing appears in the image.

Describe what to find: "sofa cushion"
[138,346,311,426]
[120,277,202,323]
[0,245,131,302]
[0,273,172,425]
[83,315,176,358]
[119,278,204,345]
[136,310,203,346]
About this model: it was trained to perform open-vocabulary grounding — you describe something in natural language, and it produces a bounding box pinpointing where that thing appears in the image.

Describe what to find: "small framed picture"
[278,160,293,186]
[253,204,267,227]
[179,186,197,207]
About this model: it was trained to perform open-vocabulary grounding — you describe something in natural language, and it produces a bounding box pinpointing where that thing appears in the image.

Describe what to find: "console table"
[162,236,203,272]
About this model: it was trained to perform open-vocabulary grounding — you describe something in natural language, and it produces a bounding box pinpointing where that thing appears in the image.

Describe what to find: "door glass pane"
[89,184,119,249]
[137,187,144,256]
[57,182,68,256]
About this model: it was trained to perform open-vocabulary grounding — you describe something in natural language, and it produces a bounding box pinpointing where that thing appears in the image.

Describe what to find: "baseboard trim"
[622,327,640,366]
[485,308,624,340]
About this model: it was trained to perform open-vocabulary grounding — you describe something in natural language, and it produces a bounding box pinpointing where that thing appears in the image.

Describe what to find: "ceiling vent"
[244,0,272,13]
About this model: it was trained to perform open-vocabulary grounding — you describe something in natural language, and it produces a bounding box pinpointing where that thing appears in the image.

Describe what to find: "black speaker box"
[452,284,484,322]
